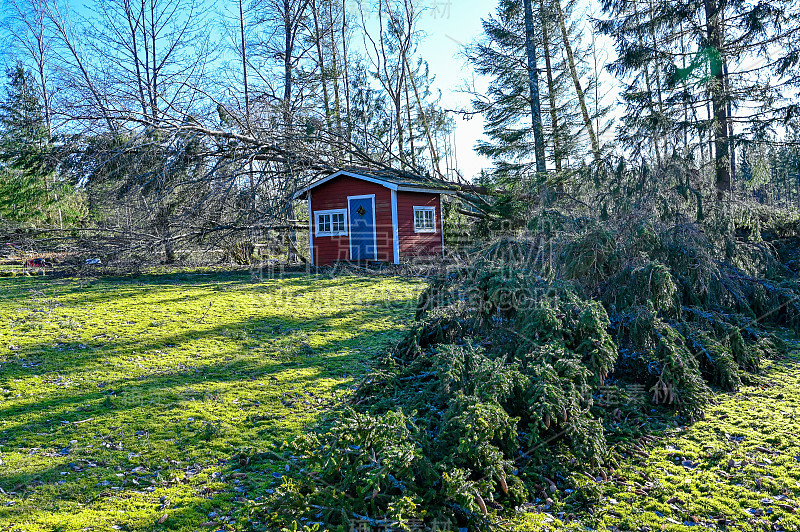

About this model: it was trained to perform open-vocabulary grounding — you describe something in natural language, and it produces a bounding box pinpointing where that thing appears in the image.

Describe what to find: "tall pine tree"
[469,0,607,182]
[600,0,800,199]
[0,63,53,224]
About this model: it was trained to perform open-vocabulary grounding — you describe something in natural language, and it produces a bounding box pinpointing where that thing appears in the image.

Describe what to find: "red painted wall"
[397,191,443,260]
[310,175,395,265]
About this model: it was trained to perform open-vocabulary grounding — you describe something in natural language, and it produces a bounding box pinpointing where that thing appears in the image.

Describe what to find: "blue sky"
[413,0,618,180]
[414,0,495,180]
[1,0,615,181]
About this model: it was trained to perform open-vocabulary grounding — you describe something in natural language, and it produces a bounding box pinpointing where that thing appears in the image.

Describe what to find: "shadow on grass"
[2,299,406,382]
[0,269,405,311]
[0,303,402,433]
[0,336,379,529]
[0,270,422,530]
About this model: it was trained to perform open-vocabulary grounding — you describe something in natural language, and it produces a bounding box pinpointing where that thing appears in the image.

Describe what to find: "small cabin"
[293,168,458,266]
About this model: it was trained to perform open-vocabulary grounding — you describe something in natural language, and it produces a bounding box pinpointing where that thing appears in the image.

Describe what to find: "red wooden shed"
[293,168,459,266]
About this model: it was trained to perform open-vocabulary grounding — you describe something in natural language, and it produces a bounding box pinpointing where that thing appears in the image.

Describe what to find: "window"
[413,206,436,233]
[315,209,347,236]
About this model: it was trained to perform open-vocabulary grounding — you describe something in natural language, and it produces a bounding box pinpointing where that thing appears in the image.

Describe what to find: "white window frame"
[315,208,348,237]
[413,206,437,233]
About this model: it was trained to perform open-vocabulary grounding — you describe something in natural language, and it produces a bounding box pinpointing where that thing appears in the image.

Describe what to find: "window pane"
[319,212,347,234]
[333,213,344,232]
[414,208,434,230]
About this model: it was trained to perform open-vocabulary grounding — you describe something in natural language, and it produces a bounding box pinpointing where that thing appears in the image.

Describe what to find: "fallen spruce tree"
[257,200,800,531]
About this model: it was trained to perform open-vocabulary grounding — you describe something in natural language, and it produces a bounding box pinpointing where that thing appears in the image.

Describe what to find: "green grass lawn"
[516,350,800,532]
[3,270,800,532]
[0,270,423,531]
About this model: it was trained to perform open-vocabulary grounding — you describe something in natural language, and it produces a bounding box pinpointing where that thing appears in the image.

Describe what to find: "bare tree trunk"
[706,100,713,165]
[311,0,332,130]
[240,0,250,123]
[404,79,417,167]
[26,0,62,226]
[326,0,343,133]
[341,0,353,161]
[555,0,600,162]
[379,1,405,168]
[279,0,308,260]
[540,0,561,172]
[122,0,148,120]
[27,0,53,136]
[523,0,547,174]
[704,0,730,199]
[150,0,158,121]
[240,0,256,211]
[395,89,405,167]
[403,53,442,177]
[680,21,689,155]
[283,0,293,128]
[452,128,458,175]
[723,60,735,187]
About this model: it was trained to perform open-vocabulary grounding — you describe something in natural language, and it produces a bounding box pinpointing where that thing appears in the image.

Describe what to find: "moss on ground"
[4,269,798,531]
[514,346,800,532]
[0,270,423,531]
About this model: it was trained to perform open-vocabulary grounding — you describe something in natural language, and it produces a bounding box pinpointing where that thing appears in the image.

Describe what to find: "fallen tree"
[257,164,800,529]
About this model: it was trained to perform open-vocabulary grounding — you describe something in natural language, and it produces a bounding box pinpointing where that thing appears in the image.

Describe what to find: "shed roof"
[293,167,460,199]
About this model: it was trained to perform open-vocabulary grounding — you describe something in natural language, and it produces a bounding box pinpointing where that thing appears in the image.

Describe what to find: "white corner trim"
[314,208,348,237]
[391,189,399,264]
[413,206,437,233]
[308,193,314,265]
[440,195,445,259]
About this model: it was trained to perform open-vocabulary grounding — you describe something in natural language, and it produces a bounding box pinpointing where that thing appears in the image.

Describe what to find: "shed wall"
[396,191,444,259]
[310,176,394,265]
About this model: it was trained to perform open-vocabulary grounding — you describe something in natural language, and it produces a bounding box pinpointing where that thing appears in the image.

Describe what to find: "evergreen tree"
[599,0,800,198]
[0,63,53,224]
[468,0,607,182]
[523,0,547,174]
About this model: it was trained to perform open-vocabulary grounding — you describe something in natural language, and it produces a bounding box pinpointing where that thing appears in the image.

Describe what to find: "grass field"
[2,270,800,532]
[0,270,423,531]
[516,351,800,532]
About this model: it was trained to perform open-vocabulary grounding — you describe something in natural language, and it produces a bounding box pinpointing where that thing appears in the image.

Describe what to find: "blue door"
[348,195,376,260]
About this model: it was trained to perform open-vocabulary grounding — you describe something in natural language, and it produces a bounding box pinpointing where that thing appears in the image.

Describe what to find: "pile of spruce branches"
[258,204,799,531]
